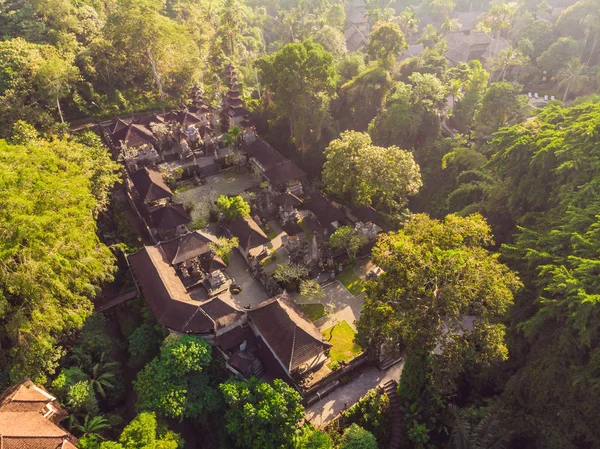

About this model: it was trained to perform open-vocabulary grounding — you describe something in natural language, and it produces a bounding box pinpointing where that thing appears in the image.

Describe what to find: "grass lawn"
[263,224,278,240]
[299,303,327,321]
[260,252,277,266]
[338,268,366,296]
[322,321,363,368]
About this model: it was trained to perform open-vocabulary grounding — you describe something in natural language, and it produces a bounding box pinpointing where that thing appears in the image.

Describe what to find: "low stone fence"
[302,352,370,405]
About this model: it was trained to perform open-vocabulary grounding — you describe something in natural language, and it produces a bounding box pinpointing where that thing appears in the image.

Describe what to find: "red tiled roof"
[0,379,77,449]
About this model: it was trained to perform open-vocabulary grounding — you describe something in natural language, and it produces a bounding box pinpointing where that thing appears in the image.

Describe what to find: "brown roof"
[163,111,202,127]
[244,138,286,170]
[129,168,173,203]
[0,379,77,449]
[353,205,381,224]
[200,296,244,329]
[263,161,306,186]
[159,231,213,265]
[228,350,257,375]
[226,217,270,251]
[217,325,248,351]
[247,295,331,372]
[227,90,242,100]
[128,246,215,333]
[305,192,345,227]
[110,118,131,135]
[230,107,249,117]
[111,123,157,148]
[228,98,245,108]
[150,203,191,230]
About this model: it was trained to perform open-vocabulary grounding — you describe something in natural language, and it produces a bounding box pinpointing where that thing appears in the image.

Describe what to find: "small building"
[0,378,78,449]
[128,167,173,212]
[111,122,160,170]
[444,31,509,66]
[150,203,192,240]
[226,216,270,260]
[304,192,346,235]
[344,0,370,52]
[263,160,306,196]
[247,294,332,380]
[272,191,302,225]
[244,138,286,172]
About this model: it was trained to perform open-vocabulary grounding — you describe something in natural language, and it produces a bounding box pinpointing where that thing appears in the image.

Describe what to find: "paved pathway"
[174,172,258,222]
[225,250,269,308]
[314,281,364,332]
[305,361,404,427]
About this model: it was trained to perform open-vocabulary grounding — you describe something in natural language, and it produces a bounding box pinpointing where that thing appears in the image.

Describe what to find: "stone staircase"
[383,380,402,449]
[378,355,403,371]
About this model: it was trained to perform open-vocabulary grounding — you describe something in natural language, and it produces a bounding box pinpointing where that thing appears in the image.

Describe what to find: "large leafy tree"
[220,377,304,449]
[105,0,201,102]
[339,424,378,449]
[0,134,119,384]
[99,412,183,449]
[134,335,220,420]
[216,195,251,221]
[366,22,406,69]
[337,66,394,131]
[357,214,521,394]
[473,82,525,142]
[0,38,80,136]
[256,40,336,151]
[322,131,422,212]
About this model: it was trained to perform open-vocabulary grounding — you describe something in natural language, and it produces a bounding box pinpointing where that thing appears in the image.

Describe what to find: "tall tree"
[134,335,220,420]
[556,57,590,102]
[106,0,201,102]
[99,412,183,449]
[257,41,336,151]
[35,53,80,123]
[366,22,407,69]
[357,214,521,394]
[0,135,119,384]
[487,103,600,448]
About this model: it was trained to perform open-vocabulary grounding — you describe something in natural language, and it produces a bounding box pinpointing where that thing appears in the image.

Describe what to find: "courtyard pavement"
[174,172,258,222]
[305,360,404,427]
[225,250,269,308]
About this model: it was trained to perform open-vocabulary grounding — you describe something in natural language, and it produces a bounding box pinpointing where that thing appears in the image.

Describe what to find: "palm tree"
[74,415,110,439]
[557,58,590,103]
[442,18,462,36]
[490,46,529,81]
[222,132,234,149]
[448,405,509,449]
[89,353,119,398]
[397,8,419,43]
[228,124,242,149]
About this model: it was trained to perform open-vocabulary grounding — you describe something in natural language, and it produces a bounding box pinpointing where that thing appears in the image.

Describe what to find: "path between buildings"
[305,361,404,427]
